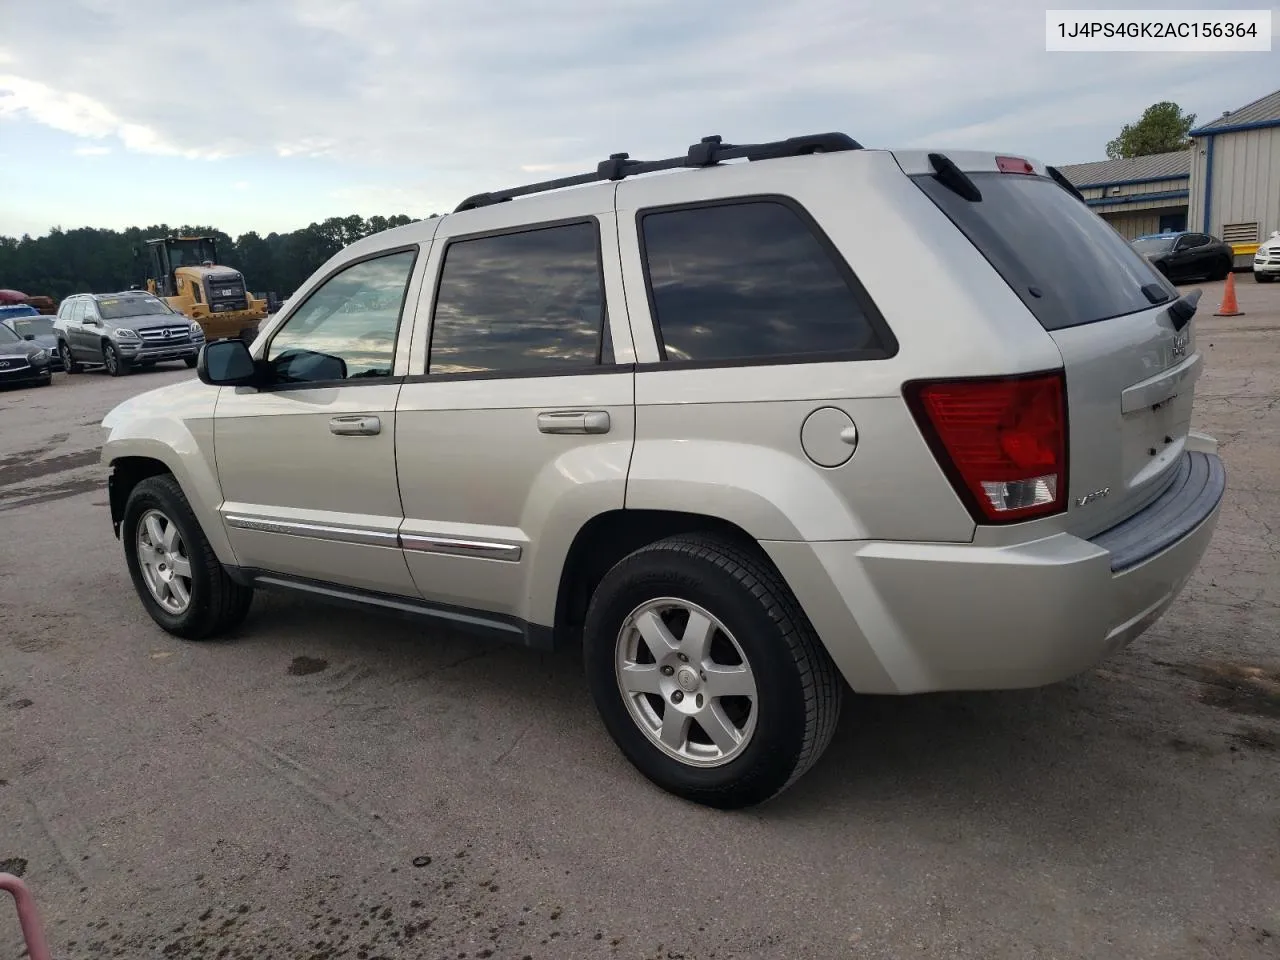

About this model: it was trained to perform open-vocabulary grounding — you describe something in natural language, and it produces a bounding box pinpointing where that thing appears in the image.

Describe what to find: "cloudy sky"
[1,0,1276,239]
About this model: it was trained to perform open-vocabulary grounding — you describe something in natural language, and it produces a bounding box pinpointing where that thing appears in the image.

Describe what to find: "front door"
[393,199,635,625]
[212,246,425,596]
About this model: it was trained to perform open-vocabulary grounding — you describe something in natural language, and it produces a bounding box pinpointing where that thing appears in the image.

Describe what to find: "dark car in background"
[1131,231,1234,284]
[0,318,54,388]
[0,305,64,371]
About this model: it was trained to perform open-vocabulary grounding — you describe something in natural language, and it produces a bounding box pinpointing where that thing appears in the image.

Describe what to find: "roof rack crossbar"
[454,132,862,212]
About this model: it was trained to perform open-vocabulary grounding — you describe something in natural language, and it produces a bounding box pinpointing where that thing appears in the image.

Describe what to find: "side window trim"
[258,244,421,391]
[633,194,898,368]
[419,215,613,382]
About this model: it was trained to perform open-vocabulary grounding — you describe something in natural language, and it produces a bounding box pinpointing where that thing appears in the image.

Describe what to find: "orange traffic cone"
[1214,270,1243,317]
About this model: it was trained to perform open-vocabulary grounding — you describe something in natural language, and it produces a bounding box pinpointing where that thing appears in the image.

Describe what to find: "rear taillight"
[905,371,1068,524]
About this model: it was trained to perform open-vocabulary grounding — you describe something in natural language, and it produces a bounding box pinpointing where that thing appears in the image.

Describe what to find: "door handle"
[536,410,611,435]
[329,415,381,436]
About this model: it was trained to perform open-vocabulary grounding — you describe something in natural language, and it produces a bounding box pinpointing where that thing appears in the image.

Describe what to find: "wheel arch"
[104,436,235,565]
[548,509,767,647]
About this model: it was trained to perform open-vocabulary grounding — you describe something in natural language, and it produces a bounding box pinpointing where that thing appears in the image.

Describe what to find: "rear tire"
[583,533,842,809]
[184,357,198,368]
[103,342,130,377]
[122,474,253,640]
[59,342,82,374]
[1213,259,1231,281]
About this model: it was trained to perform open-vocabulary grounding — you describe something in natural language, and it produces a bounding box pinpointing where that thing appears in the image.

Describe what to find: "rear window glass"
[912,172,1175,331]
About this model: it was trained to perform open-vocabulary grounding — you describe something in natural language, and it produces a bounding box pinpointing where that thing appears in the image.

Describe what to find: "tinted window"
[428,222,605,375]
[912,172,1174,331]
[1132,236,1176,257]
[10,316,55,337]
[639,201,886,363]
[268,249,416,382]
[69,301,86,323]
[97,296,173,320]
[1183,234,1210,248]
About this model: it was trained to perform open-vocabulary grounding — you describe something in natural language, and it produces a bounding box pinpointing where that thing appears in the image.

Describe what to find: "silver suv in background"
[100,134,1225,808]
[55,291,205,376]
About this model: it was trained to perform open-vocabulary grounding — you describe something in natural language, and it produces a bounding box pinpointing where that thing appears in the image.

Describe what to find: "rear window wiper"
[928,153,982,202]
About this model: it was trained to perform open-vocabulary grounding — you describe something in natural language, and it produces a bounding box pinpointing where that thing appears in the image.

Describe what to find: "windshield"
[97,296,174,320]
[1132,236,1177,256]
[0,324,20,345]
[911,172,1175,331]
[167,240,218,268]
[9,316,55,337]
[0,305,40,318]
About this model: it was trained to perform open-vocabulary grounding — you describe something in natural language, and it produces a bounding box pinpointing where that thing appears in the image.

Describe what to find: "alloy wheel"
[136,509,193,614]
[614,597,758,767]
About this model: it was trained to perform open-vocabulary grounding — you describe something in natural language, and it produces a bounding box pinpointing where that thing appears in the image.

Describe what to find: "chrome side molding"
[223,513,522,561]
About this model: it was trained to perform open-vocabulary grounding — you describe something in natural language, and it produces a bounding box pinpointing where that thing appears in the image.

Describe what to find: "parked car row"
[0,292,208,390]
[1130,229,1280,285]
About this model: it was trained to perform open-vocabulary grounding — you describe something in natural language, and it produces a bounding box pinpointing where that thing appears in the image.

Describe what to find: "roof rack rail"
[454,132,862,212]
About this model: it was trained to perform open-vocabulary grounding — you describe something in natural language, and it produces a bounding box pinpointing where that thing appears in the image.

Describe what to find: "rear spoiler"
[917,152,1087,206]
[1045,166,1087,203]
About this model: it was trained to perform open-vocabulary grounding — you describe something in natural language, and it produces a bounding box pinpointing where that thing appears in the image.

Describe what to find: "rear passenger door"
[394,198,635,626]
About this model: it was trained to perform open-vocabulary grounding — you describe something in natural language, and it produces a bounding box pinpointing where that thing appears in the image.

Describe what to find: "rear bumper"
[764,451,1225,695]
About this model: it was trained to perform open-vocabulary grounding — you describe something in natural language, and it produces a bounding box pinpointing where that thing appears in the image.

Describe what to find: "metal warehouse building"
[1060,87,1280,265]
[1187,88,1280,258]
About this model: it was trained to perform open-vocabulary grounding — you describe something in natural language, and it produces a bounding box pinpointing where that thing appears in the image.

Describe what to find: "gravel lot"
[3,279,1278,960]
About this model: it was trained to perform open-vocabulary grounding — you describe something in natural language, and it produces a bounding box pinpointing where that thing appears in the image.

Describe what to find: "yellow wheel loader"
[140,237,267,342]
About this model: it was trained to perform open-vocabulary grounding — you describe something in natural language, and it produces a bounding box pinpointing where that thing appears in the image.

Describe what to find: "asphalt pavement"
[2,280,1278,959]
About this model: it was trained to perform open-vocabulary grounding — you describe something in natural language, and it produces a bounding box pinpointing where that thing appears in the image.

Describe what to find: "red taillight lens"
[905,372,1068,524]
[996,155,1035,175]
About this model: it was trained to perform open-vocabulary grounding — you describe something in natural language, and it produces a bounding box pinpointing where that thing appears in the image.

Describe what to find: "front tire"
[184,357,198,368]
[583,534,842,809]
[103,342,130,377]
[59,342,82,374]
[122,474,253,640]
[1257,273,1274,284]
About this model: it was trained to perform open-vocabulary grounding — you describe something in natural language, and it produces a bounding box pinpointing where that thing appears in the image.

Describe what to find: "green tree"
[1106,101,1197,160]
[0,214,421,303]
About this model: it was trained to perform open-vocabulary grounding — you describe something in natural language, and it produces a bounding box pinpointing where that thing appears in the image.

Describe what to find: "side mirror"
[198,338,258,386]
[23,334,35,341]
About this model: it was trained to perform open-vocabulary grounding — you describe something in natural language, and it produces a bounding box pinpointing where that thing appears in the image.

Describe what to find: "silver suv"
[101,134,1225,808]
[56,291,205,376]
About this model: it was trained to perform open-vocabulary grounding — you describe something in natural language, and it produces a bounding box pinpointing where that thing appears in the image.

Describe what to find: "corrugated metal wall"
[1189,127,1280,240]
[1080,177,1188,211]
[1100,209,1185,239]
